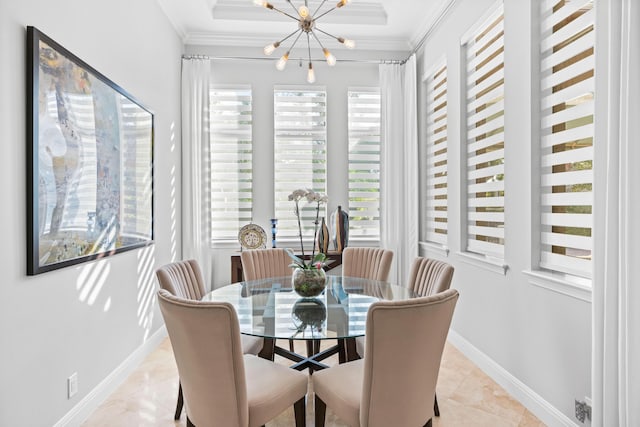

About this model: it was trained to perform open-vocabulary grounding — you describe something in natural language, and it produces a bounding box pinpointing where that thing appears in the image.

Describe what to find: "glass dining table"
[202,275,418,372]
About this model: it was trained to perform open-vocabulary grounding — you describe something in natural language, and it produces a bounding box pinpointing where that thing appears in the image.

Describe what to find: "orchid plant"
[286,189,328,270]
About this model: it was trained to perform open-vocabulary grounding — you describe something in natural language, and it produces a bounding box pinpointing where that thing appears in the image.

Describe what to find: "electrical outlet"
[575,399,591,423]
[68,373,78,399]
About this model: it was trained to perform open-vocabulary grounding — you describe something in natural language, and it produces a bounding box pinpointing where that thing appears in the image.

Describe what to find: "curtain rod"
[181,54,404,64]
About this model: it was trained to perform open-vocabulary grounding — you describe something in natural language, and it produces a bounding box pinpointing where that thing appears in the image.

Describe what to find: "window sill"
[456,251,508,275]
[419,241,449,257]
[209,237,381,251]
[522,269,592,302]
[210,240,241,250]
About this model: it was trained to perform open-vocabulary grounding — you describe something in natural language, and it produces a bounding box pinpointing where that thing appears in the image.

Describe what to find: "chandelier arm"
[312,0,328,18]
[284,0,299,15]
[279,28,301,44]
[269,5,301,21]
[314,27,341,41]
[310,30,326,50]
[288,29,304,51]
[313,5,338,21]
[307,33,312,63]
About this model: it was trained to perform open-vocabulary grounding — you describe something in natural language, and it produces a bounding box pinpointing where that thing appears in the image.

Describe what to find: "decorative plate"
[238,223,267,250]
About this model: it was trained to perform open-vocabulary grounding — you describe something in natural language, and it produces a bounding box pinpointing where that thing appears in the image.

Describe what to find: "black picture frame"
[27,26,154,275]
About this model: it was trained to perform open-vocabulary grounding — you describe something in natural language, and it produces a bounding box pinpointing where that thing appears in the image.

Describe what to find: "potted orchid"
[286,189,329,297]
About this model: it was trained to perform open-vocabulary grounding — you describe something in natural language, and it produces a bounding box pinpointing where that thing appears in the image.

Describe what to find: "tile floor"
[82,338,545,426]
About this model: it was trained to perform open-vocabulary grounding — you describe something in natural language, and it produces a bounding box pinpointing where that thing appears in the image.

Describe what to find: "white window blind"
[423,63,448,245]
[274,87,327,238]
[463,5,505,259]
[540,0,594,278]
[348,89,381,240]
[210,86,253,241]
[119,96,153,239]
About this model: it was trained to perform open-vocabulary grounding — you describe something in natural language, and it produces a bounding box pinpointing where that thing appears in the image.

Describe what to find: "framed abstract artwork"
[26,26,154,275]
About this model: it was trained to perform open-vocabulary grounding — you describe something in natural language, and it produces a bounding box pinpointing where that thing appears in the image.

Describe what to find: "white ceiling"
[157,0,453,51]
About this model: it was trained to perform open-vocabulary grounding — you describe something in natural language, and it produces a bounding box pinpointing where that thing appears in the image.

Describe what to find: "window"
[348,89,381,240]
[210,86,253,241]
[422,62,448,246]
[463,5,505,259]
[274,87,327,239]
[540,0,594,278]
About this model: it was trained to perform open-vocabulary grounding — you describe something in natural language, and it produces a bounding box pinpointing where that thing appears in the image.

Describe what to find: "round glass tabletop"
[202,275,417,340]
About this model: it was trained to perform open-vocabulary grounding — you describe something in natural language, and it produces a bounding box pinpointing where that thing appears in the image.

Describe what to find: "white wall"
[184,44,406,288]
[416,0,591,424]
[0,1,183,425]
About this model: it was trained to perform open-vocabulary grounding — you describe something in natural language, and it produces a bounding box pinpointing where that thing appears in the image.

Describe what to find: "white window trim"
[420,241,450,258]
[522,269,592,302]
[456,251,508,275]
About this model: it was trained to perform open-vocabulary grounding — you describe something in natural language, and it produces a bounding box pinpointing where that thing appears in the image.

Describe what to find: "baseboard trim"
[447,329,579,427]
[54,326,168,427]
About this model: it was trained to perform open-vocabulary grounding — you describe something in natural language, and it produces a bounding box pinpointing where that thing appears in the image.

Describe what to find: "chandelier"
[253,0,355,83]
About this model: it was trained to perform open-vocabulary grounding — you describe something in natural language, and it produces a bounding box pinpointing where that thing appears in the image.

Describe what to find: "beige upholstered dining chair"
[312,289,459,427]
[355,256,454,357]
[407,256,455,297]
[156,259,263,420]
[240,248,298,352]
[341,247,394,281]
[157,289,308,427]
[240,248,292,281]
[354,256,454,417]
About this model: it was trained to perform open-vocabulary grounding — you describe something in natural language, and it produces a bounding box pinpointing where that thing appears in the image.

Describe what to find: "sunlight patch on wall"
[136,244,156,340]
[170,165,178,260]
[76,259,111,306]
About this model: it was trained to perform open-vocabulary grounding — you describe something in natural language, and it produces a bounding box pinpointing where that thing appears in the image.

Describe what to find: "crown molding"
[185,31,410,51]
[156,0,188,41]
[212,0,387,25]
[409,0,457,51]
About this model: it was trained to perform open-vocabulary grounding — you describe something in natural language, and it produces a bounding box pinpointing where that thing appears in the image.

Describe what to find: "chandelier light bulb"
[337,0,351,7]
[343,38,355,49]
[298,5,310,18]
[323,48,336,66]
[276,52,290,71]
[307,62,316,83]
[264,41,280,55]
[253,0,269,7]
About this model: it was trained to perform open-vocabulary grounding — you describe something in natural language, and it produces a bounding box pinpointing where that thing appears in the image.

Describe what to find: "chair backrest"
[360,288,459,427]
[156,259,206,300]
[407,257,454,297]
[341,247,394,282]
[240,248,292,281]
[157,289,249,427]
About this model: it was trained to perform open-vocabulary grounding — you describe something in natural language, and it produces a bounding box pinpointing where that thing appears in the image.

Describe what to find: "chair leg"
[289,339,295,352]
[434,393,440,417]
[315,395,327,427]
[174,381,183,420]
[186,416,195,427]
[293,397,306,427]
[423,419,433,427]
